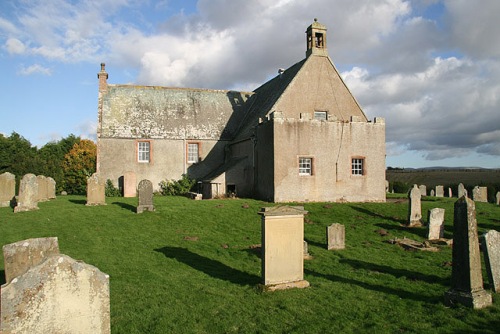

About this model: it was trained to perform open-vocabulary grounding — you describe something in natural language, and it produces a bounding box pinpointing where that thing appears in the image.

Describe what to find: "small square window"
[314,111,327,121]
[352,158,364,175]
[138,141,150,163]
[299,158,312,176]
[187,143,199,163]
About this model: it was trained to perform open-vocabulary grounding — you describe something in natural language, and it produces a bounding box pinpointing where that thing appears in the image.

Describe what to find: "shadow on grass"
[304,238,325,249]
[339,258,448,285]
[155,246,260,286]
[305,269,439,303]
[453,318,500,334]
[0,270,5,285]
[69,199,87,205]
[349,205,406,225]
[112,202,136,213]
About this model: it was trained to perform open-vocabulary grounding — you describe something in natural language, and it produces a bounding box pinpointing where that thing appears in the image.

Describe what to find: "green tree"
[62,139,96,194]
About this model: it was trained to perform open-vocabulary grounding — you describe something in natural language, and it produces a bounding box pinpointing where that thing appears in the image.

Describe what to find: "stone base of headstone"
[137,204,154,214]
[260,280,310,292]
[14,204,39,213]
[444,289,492,309]
[406,220,422,228]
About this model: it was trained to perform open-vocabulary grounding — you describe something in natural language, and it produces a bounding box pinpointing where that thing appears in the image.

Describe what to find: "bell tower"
[306,18,328,57]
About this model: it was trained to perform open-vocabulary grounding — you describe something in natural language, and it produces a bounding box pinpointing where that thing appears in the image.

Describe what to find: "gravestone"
[496,192,500,205]
[2,237,60,283]
[123,171,137,197]
[481,230,500,293]
[444,197,492,309]
[14,173,39,213]
[435,185,444,197]
[427,208,445,240]
[472,186,488,203]
[430,189,435,197]
[259,206,310,291]
[458,183,466,198]
[37,175,48,202]
[0,172,15,207]
[448,187,453,198]
[327,223,345,250]
[1,253,111,333]
[137,179,154,213]
[385,180,389,192]
[47,177,56,199]
[419,185,427,197]
[407,185,422,227]
[86,173,106,206]
[303,241,312,260]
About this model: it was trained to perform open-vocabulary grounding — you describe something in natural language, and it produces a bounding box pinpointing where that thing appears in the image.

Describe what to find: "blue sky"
[1,0,499,168]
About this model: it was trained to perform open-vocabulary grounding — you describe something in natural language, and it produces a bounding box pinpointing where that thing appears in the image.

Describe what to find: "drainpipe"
[183,138,187,174]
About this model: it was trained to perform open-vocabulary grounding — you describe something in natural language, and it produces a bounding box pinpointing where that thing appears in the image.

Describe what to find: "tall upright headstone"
[481,230,500,293]
[327,223,345,250]
[435,185,444,198]
[407,184,422,227]
[427,208,445,240]
[259,206,310,291]
[448,187,453,198]
[458,183,466,198]
[47,177,56,199]
[472,186,488,203]
[0,172,15,207]
[418,185,427,197]
[444,197,492,309]
[123,171,137,197]
[14,173,39,213]
[496,191,500,205]
[430,189,435,197]
[137,179,154,213]
[86,173,106,206]
[37,175,48,202]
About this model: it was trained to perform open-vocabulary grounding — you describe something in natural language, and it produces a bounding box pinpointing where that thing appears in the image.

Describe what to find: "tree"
[62,139,96,194]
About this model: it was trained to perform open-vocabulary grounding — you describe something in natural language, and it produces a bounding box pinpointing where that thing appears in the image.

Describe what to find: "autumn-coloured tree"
[62,139,96,194]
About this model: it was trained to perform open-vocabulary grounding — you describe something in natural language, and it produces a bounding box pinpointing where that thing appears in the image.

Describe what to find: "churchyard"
[1,194,499,333]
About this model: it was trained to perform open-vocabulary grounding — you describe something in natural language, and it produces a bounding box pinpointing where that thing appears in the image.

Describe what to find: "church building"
[96,20,386,202]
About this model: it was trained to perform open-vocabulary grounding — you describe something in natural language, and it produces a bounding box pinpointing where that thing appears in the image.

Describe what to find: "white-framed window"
[187,143,199,163]
[299,157,312,176]
[352,158,364,175]
[138,141,150,163]
[314,111,327,121]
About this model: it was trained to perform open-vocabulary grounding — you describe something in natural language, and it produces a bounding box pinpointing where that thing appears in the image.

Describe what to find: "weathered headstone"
[47,177,56,199]
[448,187,453,198]
[86,173,106,206]
[481,230,500,293]
[14,173,39,213]
[435,185,444,197]
[1,254,111,333]
[259,206,310,291]
[407,184,422,227]
[419,185,427,197]
[458,183,466,198]
[0,172,15,207]
[137,179,154,213]
[385,180,389,193]
[472,186,488,203]
[496,191,500,205]
[123,171,137,197]
[37,175,48,202]
[327,223,345,250]
[303,240,312,260]
[427,208,445,240]
[430,189,435,197]
[444,197,492,309]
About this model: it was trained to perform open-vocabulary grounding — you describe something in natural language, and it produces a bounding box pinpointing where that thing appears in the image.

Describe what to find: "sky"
[0,0,499,169]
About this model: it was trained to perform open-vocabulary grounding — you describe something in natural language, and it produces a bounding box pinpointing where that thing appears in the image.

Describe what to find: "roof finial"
[314,18,318,22]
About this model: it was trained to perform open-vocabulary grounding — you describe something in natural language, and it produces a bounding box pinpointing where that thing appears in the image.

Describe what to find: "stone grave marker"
[458,183,466,198]
[481,230,500,293]
[407,184,422,227]
[327,223,345,250]
[303,240,312,260]
[496,191,500,205]
[448,187,453,198]
[472,186,488,203]
[259,206,310,291]
[123,171,137,197]
[427,208,445,240]
[36,175,48,202]
[137,179,154,213]
[86,173,106,206]
[419,185,427,197]
[0,171,15,207]
[435,185,444,197]
[47,177,56,199]
[385,180,389,192]
[430,189,435,197]
[444,197,492,309]
[14,173,39,213]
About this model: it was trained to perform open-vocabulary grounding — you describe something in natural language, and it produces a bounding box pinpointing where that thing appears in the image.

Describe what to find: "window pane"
[352,158,363,175]
[188,143,199,163]
[299,158,312,175]
[314,111,327,121]
[138,142,150,162]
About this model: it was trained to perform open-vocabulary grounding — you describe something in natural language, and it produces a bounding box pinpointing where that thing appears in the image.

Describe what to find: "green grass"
[1,195,499,333]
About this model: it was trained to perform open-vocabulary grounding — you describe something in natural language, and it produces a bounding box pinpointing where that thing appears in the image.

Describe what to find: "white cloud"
[18,64,52,76]
[5,38,26,54]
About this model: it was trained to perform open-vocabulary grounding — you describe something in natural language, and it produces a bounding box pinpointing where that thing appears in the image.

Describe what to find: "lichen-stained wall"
[272,117,386,202]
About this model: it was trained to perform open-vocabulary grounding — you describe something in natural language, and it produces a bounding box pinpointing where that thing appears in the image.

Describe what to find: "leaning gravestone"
[444,197,492,309]
[123,171,137,197]
[47,177,56,199]
[86,173,106,206]
[259,206,310,291]
[435,185,444,197]
[458,183,466,198]
[327,223,345,250]
[419,185,427,197]
[481,230,500,293]
[427,208,445,240]
[0,172,15,207]
[472,186,488,203]
[407,185,422,227]
[137,179,154,213]
[14,173,39,213]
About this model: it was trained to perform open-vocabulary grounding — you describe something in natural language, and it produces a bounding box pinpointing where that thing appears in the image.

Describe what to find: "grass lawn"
[1,194,499,333]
